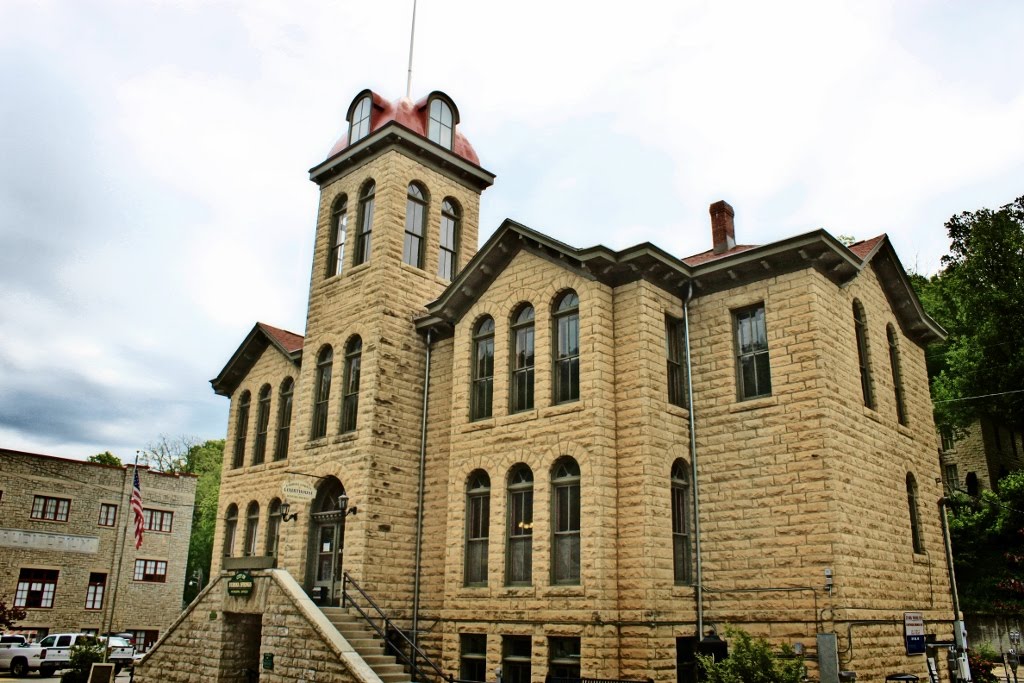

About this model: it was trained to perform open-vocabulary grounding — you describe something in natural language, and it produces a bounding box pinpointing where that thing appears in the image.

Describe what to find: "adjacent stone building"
[940,418,1024,496]
[0,449,196,649]
[138,88,956,683]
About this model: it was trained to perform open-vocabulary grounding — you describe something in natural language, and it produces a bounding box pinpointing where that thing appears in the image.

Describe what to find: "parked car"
[0,632,108,677]
[99,635,136,673]
[0,634,28,650]
[0,638,37,677]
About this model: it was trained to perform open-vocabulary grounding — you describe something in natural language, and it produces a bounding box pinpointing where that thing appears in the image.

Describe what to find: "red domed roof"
[326,90,481,166]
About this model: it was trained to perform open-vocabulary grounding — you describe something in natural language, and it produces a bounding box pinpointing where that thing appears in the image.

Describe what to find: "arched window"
[907,473,923,553]
[887,325,907,425]
[438,199,460,280]
[274,377,293,460]
[253,384,271,465]
[232,391,250,468]
[465,470,490,586]
[327,195,348,277]
[506,464,534,585]
[966,472,979,497]
[354,181,375,266]
[553,291,580,404]
[341,336,362,432]
[311,346,333,439]
[471,317,495,421]
[244,501,260,556]
[510,305,535,413]
[349,95,372,144]
[428,98,454,149]
[403,183,427,268]
[223,504,238,557]
[671,459,692,584]
[551,457,580,585]
[266,498,282,557]
[853,300,874,409]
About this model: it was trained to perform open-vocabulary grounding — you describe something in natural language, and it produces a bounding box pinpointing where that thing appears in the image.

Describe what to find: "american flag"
[130,469,144,549]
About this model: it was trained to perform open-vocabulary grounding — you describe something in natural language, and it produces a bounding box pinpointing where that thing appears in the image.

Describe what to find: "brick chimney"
[710,200,736,254]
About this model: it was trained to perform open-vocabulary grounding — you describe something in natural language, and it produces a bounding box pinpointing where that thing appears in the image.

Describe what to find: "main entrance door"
[308,477,346,605]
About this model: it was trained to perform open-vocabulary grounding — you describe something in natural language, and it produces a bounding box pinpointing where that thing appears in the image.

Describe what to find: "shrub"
[696,628,805,683]
[59,641,104,683]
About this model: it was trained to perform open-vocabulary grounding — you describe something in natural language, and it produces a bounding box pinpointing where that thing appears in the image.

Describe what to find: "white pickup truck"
[0,632,135,677]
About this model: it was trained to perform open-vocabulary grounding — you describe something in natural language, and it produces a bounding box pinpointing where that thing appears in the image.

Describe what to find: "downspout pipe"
[412,329,433,649]
[683,281,704,637]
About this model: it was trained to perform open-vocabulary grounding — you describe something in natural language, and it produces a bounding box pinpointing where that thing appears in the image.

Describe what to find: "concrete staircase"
[320,606,414,683]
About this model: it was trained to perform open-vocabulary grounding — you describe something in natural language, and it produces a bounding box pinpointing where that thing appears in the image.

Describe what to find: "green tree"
[696,628,805,683]
[913,196,1024,432]
[947,471,1024,614]
[87,451,122,467]
[0,598,27,629]
[143,435,224,605]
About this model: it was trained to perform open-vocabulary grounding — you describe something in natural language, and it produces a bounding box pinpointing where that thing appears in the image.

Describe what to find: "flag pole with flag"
[101,450,143,657]
[130,467,145,549]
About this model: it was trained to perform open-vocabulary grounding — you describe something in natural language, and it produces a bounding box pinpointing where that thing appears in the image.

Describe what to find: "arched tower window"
[267,498,282,557]
[853,300,874,409]
[907,473,923,553]
[349,95,372,144]
[510,305,535,413]
[465,470,490,586]
[341,336,363,433]
[232,391,250,468]
[244,501,260,556]
[966,472,979,496]
[506,464,534,585]
[253,384,271,465]
[471,317,495,421]
[275,377,293,460]
[223,504,238,557]
[354,180,375,266]
[551,457,580,585]
[553,291,580,404]
[438,198,461,280]
[428,98,454,149]
[328,194,348,277]
[403,183,428,268]
[888,325,908,425]
[311,346,333,439]
[671,459,692,584]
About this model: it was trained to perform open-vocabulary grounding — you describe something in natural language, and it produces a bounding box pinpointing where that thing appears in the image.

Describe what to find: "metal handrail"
[342,571,453,683]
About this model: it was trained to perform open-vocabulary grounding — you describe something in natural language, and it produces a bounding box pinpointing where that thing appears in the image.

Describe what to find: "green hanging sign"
[226,570,254,597]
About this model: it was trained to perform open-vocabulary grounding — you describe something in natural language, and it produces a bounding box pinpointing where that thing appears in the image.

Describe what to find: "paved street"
[0,672,132,682]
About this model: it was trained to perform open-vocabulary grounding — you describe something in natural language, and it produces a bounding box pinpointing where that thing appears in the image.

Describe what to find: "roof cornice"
[210,323,303,397]
[308,121,495,190]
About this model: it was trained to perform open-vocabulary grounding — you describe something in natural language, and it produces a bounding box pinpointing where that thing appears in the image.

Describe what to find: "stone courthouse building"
[0,449,196,649]
[138,88,957,682]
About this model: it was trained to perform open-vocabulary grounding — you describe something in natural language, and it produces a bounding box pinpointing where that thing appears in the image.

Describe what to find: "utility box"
[818,633,840,683]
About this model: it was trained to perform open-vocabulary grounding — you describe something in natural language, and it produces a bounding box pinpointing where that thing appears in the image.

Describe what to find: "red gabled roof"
[847,235,886,260]
[258,322,304,355]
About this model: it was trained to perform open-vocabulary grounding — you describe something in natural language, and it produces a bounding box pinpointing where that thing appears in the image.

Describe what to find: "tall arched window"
[510,305,535,413]
[553,291,580,404]
[327,194,348,277]
[349,95,372,144]
[438,199,460,280]
[341,336,362,432]
[223,504,238,557]
[966,472,979,496]
[888,325,908,425]
[506,464,534,585]
[232,391,250,468]
[266,498,282,557]
[907,473,923,553]
[253,384,271,465]
[551,457,580,585]
[428,98,454,149]
[853,300,874,409]
[311,346,333,439]
[274,377,293,460]
[671,459,692,584]
[403,183,427,268]
[354,180,375,266]
[471,317,495,421]
[465,470,490,586]
[244,501,260,556]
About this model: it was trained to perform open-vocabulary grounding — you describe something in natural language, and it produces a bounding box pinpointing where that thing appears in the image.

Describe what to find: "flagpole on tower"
[406,0,418,98]
[102,450,144,658]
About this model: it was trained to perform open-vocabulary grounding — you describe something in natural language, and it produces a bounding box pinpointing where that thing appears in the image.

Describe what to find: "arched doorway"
[308,476,347,605]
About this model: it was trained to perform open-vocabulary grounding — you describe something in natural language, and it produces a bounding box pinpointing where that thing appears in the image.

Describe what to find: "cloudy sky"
[1,0,1022,461]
